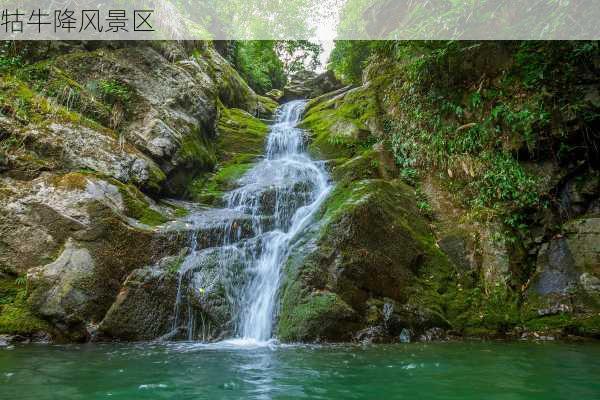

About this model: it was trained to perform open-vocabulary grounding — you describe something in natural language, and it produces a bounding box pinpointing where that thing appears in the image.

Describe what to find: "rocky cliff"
[0,41,277,342]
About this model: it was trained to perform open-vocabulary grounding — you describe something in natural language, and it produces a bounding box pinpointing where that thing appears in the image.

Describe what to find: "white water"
[172,101,331,344]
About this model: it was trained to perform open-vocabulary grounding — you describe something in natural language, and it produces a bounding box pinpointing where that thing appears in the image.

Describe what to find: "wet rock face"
[282,70,343,101]
[565,217,600,279]
[532,238,579,295]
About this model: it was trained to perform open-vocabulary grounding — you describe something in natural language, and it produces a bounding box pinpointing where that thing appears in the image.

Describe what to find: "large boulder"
[276,179,455,342]
[0,172,182,340]
[97,256,182,341]
[528,216,600,298]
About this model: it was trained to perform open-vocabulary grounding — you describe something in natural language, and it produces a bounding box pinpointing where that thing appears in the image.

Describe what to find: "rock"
[30,238,96,325]
[283,70,343,101]
[520,331,556,341]
[0,334,10,347]
[354,325,387,344]
[399,328,412,343]
[529,216,600,299]
[98,257,180,341]
[580,272,600,293]
[531,238,579,295]
[265,89,284,101]
[564,217,600,277]
[418,327,446,342]
[0,173,180,339]
[3,42,275,198]
[558,172,599,219]
[537,303,572,317]
[276,179,454,342]
[437,235,472,271]
[0,172,177,277]
[0,152,7,172]
[300,86,379,160]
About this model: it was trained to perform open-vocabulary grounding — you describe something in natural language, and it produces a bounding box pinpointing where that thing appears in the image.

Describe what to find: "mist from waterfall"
[172,100,331,345]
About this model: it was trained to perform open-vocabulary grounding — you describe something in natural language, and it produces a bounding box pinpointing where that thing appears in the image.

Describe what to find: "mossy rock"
[0,74,99,129]
[216,106,269,158]
[98,258,181,341]
[187,160,253,205]
[186,106,269,205]
[276,179,456,342]
[300,86,379,160]
[277,286,359,342]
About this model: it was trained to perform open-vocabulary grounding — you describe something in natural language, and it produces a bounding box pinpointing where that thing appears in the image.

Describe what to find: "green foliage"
[415,187,433,218]
[96,79,131,105]
[328,41,374,84]
[275,40,322,74]
[337,40,600,238]
[233,41,286,94]
[471,154,540,211]
[336,0,592,39]
[0,41,21,72]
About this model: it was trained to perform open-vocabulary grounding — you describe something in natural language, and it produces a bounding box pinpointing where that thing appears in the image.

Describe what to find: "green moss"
[146,163,167,193]
[523,314,576,332]
[179,130,217,168]
[0,278,50,335]
[13,60,116,128]
[165,255,185,277]
[331,149,381,183]
[277,283,356,342]
[575,314,600,337]
[187,160,253,205]
[0,72,112,138]
[118,183,168,227]
[172,206,190,218]
[300,86,378,160]
[522,312,600,337]
[217,106,269,158]
[256,95,278,118]
[185,105,268,205]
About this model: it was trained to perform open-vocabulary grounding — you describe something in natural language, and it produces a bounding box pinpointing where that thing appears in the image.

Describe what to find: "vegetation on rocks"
[187,105,269,205]
[289,40,600,340]
[0,276,50,336]
[0,40,277,341]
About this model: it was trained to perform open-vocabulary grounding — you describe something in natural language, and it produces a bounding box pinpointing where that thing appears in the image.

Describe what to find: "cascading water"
[172,100,331,344]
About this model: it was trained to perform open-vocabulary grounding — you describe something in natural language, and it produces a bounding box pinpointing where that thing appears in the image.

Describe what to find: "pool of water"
[1,341,599,399]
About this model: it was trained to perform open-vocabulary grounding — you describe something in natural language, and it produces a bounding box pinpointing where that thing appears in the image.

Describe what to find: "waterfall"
[172,100,331,344]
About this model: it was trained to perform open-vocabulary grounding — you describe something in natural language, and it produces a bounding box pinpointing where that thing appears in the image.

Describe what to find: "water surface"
[2,341,599,399]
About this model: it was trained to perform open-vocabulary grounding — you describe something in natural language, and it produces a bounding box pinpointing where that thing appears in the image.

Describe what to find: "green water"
[1,341,599,399]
